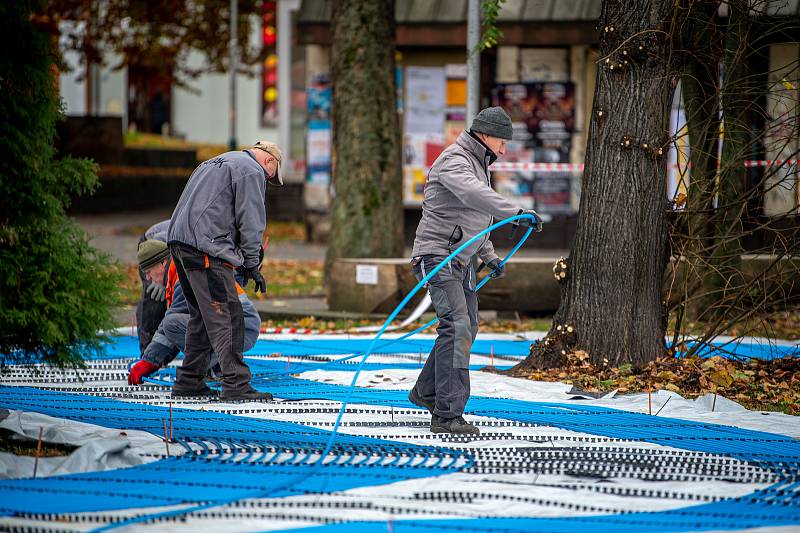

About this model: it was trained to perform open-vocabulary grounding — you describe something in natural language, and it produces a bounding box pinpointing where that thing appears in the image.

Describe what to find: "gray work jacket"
[411,131,522,265]
[168,151,266,268]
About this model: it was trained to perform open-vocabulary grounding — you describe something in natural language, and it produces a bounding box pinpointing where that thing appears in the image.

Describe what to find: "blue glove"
[517,209,543,233]
[487,259,506,279]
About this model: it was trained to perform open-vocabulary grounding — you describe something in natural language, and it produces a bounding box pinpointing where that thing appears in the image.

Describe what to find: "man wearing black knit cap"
[409,106,543,434]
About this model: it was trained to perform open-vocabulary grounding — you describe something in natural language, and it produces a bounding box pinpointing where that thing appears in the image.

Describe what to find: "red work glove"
[128,360,160,385]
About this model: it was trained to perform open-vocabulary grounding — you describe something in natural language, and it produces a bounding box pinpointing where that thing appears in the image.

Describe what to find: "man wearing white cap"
[167,141,282,401]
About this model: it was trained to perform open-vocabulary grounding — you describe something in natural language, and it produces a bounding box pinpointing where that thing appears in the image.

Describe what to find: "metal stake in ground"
[162,419,170,457]
[32,426,43,478]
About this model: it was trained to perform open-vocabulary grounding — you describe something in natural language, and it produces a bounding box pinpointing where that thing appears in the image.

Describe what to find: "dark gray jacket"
[412,131,522,264]
[168,151,266,268]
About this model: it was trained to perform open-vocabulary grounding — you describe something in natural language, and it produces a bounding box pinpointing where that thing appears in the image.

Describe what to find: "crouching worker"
[408,107,542,434]
[128,240,261,386]
[135,220,170,353]
[167,140,283,401]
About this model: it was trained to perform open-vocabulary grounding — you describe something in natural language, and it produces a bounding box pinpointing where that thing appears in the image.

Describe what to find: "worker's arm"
[477,237,499,265]
[233,169,267,269]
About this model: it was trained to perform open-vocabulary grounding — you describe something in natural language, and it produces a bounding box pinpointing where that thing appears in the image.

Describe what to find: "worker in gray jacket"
[409,107,542,434]
[167,140,282,402]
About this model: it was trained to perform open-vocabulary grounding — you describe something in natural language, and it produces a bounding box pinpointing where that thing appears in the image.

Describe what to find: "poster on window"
[306,74,331,185]
[405,66,446,135]
[493,82,575,162]
[491,82,576,213]
[402,132,444,205]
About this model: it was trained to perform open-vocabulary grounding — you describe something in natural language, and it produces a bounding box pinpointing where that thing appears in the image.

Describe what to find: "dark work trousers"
[135,235,167,353]
[169,244,252,395]
[410,255,479,418]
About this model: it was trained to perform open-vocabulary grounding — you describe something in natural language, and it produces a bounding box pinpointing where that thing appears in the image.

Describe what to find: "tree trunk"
[325,0,403,276]
[515,0,675,370]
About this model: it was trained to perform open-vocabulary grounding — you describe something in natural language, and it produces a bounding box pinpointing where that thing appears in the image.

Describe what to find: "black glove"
[241,266,267,294]
[487,258,506,279]
[517,209,543,233]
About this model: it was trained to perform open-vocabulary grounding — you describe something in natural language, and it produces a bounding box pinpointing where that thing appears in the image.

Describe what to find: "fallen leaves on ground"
[245,259,323,299]
[117,264,142,305]
[116,221,307,242]
[118,259,324,304]
[264,222,307,242]
[504,351,800,415]
[252,317,557,335]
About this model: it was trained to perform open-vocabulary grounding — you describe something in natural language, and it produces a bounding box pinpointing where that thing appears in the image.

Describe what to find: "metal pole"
[229,0,238,150]
[466,0,481,127]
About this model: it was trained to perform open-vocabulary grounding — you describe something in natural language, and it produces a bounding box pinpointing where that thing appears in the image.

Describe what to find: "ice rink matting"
[1,333,799,532]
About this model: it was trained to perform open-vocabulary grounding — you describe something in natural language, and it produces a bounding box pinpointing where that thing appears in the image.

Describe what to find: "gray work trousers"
[169,244,253,395]
[410,255,479,418]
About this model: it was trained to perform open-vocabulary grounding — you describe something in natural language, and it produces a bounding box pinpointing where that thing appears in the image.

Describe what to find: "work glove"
[487,258,506,279]
[128,359,159,385]
[241,266,267,294]
[145,281,166,302]
[516,209,543,233]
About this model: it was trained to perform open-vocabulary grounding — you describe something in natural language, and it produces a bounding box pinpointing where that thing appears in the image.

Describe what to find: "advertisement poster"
[402,132,444,205]
[404,66,446,134]
[444,64,467,146]
[402,66,446,205]
[519,48,568,83]
[492,82,576,213]
[494,82,575,162]
[306,74,331,185]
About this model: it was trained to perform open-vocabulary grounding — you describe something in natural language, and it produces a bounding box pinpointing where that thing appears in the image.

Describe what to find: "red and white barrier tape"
[490,159,800,173]
[490,162,585,172]
[743,159,800,168]
[260,327,319,334]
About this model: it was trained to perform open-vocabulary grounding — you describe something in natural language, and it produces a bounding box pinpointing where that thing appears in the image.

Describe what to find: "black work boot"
[220,387,273,402]
[408,388,435,414]
[431,414,480,435]
[172,385,219,399]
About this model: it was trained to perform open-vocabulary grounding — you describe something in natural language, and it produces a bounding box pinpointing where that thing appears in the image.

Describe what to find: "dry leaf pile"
[246,259,324,299]
[119,260,325,304]
[504,350,800,415]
